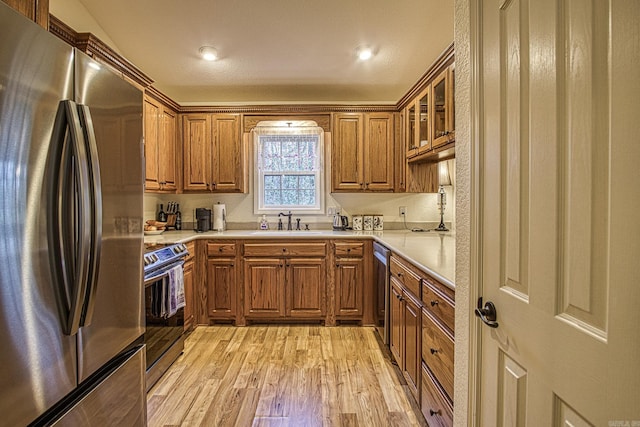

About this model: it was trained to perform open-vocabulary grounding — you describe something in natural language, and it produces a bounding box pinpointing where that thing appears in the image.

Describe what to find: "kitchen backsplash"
[144,187,455,231]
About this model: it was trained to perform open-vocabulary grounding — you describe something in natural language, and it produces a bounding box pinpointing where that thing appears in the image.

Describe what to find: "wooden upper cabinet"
[144,96,177,192]
[143,98,160,191]
[331,112,394,192]
[364,113,395,191]
[212,114,243,192]
[331,113,364,191]
[159,107,177,190]
[2,0,48,28]
[182,113,245,193]
[182,113,211,191]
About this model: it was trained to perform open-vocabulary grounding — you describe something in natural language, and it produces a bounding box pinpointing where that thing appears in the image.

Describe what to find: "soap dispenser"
[259,215,269,230]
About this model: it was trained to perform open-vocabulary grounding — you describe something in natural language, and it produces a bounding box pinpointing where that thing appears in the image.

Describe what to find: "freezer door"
[74,52,145,382]
[0,4,78,425]
[52,345,147,426]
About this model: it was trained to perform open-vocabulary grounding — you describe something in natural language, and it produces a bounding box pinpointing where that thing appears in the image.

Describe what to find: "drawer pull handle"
[430,348,439,355]
[430,300,439,307]
[429,409,441,417]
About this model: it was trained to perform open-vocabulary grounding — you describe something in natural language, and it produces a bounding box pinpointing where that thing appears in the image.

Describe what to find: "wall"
[49,0,121,52]
[454,0,472,425]
[144,176,455,231]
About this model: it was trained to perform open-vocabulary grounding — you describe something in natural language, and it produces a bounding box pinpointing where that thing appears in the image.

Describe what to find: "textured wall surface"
[454,0,472,425]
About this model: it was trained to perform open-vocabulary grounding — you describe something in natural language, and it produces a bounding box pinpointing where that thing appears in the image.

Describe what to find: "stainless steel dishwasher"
[373,242,391,345]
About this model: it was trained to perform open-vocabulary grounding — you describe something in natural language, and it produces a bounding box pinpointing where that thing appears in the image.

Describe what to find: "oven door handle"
[144,260,185,287]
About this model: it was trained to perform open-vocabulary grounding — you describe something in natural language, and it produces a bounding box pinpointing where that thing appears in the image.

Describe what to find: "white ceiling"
[63,0,454,105]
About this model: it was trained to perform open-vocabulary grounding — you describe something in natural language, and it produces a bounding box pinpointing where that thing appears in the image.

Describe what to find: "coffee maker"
[195,208,211,232]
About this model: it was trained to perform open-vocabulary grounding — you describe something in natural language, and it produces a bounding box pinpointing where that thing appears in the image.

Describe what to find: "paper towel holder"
[213,202,226,231]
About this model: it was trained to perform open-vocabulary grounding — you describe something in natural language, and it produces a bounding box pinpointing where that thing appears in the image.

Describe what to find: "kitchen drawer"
[334,242,364,257]
[422,280,455,334]
[390,256,421,299]
[207,242,236,256]
[421,363,453,427]
[422,309,454,400]
[243,242,326,257]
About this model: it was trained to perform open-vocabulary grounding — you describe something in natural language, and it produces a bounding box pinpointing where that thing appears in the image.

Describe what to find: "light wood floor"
[147,325,426,427]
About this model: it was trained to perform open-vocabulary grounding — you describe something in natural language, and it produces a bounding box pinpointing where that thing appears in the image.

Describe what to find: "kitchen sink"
[247,230,327,235]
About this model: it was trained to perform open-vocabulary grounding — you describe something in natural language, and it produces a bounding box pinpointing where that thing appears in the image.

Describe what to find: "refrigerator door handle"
[46,100,92,336]
[77,104,103,327]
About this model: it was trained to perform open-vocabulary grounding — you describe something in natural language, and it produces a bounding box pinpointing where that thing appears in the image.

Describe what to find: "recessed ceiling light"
[199,46,218,61]
[357,46,374,61]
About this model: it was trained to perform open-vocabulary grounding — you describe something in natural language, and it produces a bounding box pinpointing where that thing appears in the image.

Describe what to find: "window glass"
[254,126,324,214]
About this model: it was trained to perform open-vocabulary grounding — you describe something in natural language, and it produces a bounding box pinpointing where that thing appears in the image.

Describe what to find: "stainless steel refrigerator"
[0,4,146,425]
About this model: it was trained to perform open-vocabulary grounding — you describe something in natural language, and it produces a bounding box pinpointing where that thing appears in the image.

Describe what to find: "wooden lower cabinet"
[243,253,326,321]
[243,258,286,318]
[183,254,195,332]
[390,280,403,364]
[205,241,238,323]
[403,290,421,399]
[334,258,364,318]
[287,258,326,318]
[207,257,237,319]
[390,276,422,401]
[389,252,455,424]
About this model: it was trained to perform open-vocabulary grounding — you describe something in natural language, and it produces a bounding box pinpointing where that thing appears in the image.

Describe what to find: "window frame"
[253,125,324,215]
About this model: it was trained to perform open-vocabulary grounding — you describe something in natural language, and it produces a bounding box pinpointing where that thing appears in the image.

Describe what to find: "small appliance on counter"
[195,208,211,232]
[333,214,349,230]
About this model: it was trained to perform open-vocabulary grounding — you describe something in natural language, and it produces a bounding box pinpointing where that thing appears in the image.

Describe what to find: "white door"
[476,0,640,425]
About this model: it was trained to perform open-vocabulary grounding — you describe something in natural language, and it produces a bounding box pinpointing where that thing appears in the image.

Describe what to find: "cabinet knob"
[429,409,441,417]
[336,264,340,268]
[397,272,403,277]
[430,300,439,307]
[219,247,223,252]
[430,348,439,355]
[347,248,351,252]
[282,248,287,252]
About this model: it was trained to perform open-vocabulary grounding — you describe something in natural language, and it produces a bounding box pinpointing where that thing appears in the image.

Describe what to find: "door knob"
[475,297,499,328]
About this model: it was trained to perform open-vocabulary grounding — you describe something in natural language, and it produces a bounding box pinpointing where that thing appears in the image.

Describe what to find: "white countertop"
[145,229,455,289]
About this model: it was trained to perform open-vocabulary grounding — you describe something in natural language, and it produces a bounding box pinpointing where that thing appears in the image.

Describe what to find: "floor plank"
[147,326,426,427]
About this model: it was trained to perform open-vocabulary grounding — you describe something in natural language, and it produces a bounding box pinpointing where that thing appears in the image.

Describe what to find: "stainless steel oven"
[143,243,189,390]
[373,242,390,345]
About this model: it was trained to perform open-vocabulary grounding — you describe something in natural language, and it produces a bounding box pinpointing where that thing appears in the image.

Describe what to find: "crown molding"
[49,14,154,89]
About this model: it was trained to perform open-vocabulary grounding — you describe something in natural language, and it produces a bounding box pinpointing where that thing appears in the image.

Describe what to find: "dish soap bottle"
[259,215,269,230]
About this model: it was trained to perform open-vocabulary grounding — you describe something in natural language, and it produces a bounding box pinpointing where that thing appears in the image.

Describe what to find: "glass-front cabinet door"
[432,65,454,149]
[417,87,430,154]
[405,103,417,157]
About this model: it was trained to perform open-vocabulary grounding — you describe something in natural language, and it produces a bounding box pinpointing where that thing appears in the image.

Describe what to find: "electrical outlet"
[399,206,407,216]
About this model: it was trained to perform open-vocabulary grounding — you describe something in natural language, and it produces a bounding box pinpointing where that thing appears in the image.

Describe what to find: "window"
[254,123,324,214]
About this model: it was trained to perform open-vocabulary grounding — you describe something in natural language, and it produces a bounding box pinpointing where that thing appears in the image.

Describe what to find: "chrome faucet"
[278,211,293,230]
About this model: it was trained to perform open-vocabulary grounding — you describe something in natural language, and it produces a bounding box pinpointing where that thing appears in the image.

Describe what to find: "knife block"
[165,214,176,229]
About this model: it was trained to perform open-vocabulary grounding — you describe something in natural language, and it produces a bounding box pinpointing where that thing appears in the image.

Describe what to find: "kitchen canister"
[363,215,373,231]
[352,215,363,231]
[373,215,384,231]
